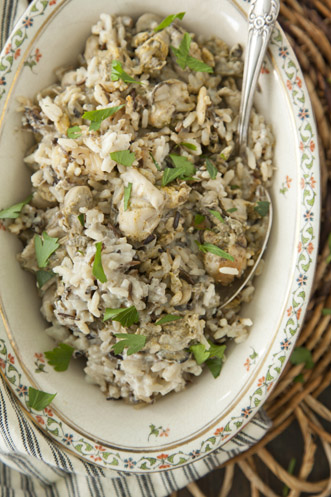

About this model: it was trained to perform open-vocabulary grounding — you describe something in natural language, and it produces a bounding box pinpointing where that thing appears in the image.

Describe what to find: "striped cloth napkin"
[0,1,272,495]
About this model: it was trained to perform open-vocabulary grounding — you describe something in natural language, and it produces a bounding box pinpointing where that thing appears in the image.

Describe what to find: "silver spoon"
[219,0,279,308]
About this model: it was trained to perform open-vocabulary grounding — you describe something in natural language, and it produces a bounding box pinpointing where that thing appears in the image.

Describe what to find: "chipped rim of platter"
[0,0,320,473]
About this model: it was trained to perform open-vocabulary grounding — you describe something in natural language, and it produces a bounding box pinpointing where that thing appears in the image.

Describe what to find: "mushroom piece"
[135,30,170,74]
[116,168,165,242]
[201,226,248,286]
[63,186,93,229]
[148,79,195,128]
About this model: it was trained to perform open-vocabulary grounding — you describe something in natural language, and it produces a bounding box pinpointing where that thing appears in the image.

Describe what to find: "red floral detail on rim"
[310,176,317,189]
[296,308,302,320]
[296,76,302,88]
[300,177,305,189]
[285,175,292,189]
[14,49,21,60]
[307,242,314,254]
[159,464,171,469]
[95,445,106,452]
[286,79,292,90]
[214,427,224,436]
[0,359,5,369]
[287,306,293,316]
[244,358,250,371]
[34,352,45,363]
[309,140,315,152]
[35,48,42,63]
[159,428,170,437]
[5,43,11,55]
[36,415,44,425]
[257,376,265,387]
[44,407,53,417]
[297,241,302,253]
[157,453,169,460]
[49,0,57,4]
[8,353,15,364]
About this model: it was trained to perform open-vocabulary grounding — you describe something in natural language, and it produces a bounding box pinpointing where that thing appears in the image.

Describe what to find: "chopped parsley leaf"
[123,183,133,211]
[254,201,270,217]
[34,232,59,268]
[154,12,185,32]
[77,214,85,227]
[171,32,213,73]
[110,150,136,167]
[36,270,55,289]
[92,242,107,283]
[149,152,161,171]
[112,333,146,356]
[103,306,139,328]
[205,158,217,180]
[195,241,234,261]
[290,346,314,369]
[44,343,74,372]
[67,126,82,139]
[180,142,197,151]
[208,209,224,223]
[111,60,142,84]
[27,387,56,411]
[155,314,182,325]
[0,195,32,219]
[190,341,226,378]
[82,105,124,131]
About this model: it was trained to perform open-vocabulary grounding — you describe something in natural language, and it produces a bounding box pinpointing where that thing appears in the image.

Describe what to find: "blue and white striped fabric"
[0,2,272,495]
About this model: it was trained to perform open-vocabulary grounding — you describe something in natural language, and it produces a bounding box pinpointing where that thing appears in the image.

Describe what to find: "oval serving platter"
[0,0,320,472]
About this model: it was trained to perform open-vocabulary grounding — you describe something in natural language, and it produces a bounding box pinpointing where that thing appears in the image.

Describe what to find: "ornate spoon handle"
[237,0,280,150]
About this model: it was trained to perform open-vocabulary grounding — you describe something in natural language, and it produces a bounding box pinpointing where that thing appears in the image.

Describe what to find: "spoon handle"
[237,0,280,150]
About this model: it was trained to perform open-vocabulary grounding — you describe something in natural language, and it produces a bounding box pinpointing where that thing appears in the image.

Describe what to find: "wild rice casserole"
[5,13,274,404]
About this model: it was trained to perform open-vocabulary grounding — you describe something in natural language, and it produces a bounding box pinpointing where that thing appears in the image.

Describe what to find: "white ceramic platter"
[0,0,320,472]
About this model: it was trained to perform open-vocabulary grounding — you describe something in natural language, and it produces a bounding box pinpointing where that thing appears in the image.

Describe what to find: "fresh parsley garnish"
[326,233,331,264]
[171,32,213,73]
[103,306,139,328]
[77,214,85,227]
[82,105,125,131]
[322,308,331,316]
[290,346,314,369]
[254,201,270,217]
[67,126,82,139]
[194,214,205,228]
[124,183,133,211]
[34,232,59,268]
[27,387,56,411]
[293,373,304,383]
[180,142,197,151]
[149,152,161,171]
[155,314,182,325]
[283,458,297,497]
[190,342,226,378]
[195,242,234,261]
[154,12,185,32]
[111,60,141,84]
[44,343,74,372]
[36,270,55,289]
[110,150,136,167]
[162,154,196,186]
[205,158,218,180]
[209,209,224,223]
[112,333,146,356]
[0,194,32,219]
[93,242,107,283]
[227,207,238,213]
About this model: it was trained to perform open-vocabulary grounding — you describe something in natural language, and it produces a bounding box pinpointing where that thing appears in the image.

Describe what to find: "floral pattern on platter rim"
[0,0,319,472]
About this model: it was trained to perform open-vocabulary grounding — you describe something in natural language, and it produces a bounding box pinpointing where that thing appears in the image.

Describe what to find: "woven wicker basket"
[179,0,331,495]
